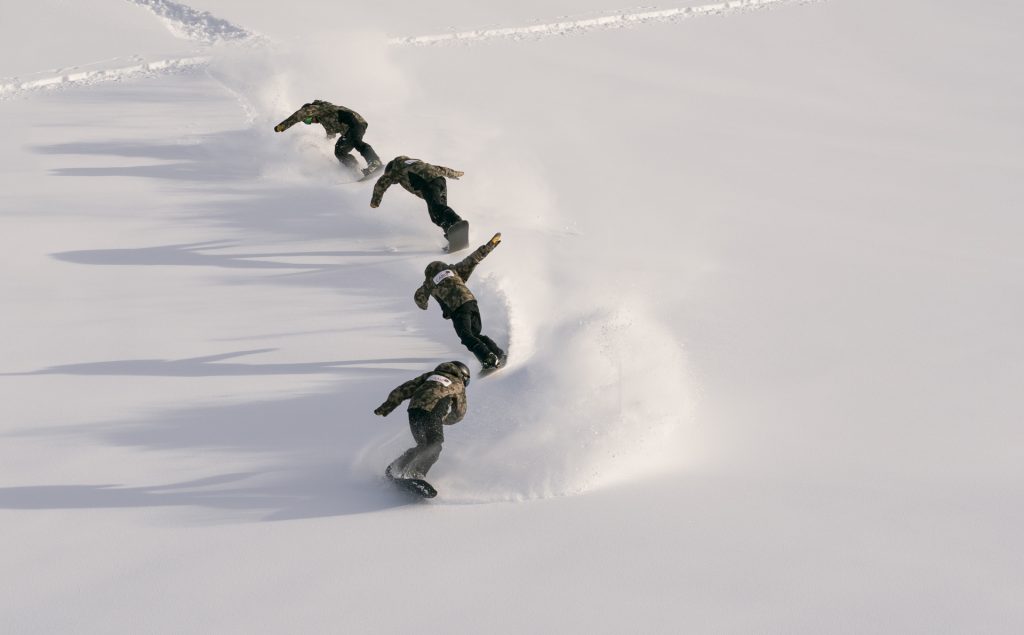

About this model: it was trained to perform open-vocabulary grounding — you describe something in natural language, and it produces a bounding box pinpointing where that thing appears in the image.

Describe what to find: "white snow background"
[1,0,1022,632]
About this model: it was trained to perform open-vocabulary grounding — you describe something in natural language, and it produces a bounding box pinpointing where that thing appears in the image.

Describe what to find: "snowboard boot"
[360,146,382,169]
[361,154,382,178]
[481,352,500,369]
[480,336,504,360]
[470,343,494,368]
[404,442,441,480]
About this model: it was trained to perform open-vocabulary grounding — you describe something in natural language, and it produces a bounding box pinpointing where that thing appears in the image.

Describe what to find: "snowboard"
[444,220,470,253]
[478,350,508,378]
[386,469,437,498]
[358,162,383,182]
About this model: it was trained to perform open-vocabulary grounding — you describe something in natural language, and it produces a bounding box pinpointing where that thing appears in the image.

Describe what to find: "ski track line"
[0,57,210,102]
[1,0,257,102]
[125,0,257,44]
[1,0,819,100]
[388,0,817,46]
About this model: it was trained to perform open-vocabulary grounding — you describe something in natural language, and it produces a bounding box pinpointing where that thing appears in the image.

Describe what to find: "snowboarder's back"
[414,235,499,317]
[274,100,367,137]
[371,156,464,202]
[375,362,469,423]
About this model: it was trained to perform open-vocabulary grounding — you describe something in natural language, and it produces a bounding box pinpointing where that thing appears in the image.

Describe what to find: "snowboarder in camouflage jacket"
[274,100,382,177]
[415,233,505,369]
[374,360,471,480]
[370,155,465,237]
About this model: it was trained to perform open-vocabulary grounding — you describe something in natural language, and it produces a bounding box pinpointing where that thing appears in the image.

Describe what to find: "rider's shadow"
[1,365,434,520]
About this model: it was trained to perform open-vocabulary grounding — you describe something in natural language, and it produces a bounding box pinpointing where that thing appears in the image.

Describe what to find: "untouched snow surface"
[2,0,1023,632]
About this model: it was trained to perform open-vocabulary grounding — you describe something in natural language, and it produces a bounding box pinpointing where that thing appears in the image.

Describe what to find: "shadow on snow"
[2,370,437,520]
[2,350,438,377]
[12,81,464,522]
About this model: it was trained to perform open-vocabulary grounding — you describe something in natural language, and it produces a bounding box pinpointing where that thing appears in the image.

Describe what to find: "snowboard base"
[386,471,437,498]
[445,220,470,253]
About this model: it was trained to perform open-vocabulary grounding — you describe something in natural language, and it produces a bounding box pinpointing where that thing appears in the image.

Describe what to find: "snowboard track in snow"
[388,0,818,46]
[125,0,257,44]
[1,0,256,101]
[0,57,210,101]
[1,0,821,101]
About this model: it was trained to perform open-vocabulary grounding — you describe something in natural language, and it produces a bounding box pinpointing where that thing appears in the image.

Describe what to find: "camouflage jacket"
[414,240,497,317]
[376,362,468,423]
[370,156,464,206]
[274,100,367,138]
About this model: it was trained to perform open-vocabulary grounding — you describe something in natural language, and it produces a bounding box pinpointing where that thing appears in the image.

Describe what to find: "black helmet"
[440,360,471,386]
[424,261,447,279]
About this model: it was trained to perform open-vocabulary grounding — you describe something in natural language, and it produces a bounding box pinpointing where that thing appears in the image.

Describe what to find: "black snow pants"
[387,398,452,479]
[409,173,463,234]
[334,123,380,170]
[451,300,503,364]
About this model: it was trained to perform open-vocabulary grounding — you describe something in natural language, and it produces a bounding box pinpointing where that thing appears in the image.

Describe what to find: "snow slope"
[2,0,1022,632]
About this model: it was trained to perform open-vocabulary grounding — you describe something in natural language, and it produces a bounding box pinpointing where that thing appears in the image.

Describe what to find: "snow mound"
[437,307,695,502]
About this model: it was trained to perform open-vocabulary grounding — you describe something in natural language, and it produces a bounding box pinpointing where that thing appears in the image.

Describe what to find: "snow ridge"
[388,0,815,46]
[125,0,257,44]
[0,57,210,101]
[2,0,259,101]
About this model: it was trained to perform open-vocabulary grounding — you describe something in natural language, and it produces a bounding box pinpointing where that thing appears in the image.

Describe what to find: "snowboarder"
[414,233,506,369]
[369,155,466,238]
[373,360,472,489]
[273,100,382,178]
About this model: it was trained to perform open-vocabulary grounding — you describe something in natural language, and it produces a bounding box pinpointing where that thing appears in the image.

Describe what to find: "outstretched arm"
[370,168,395,208]
[432,164,464,179]
[273,104,315,133]
[374,374,428,416]
[453,233,501,281]
[414,284,431,310]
